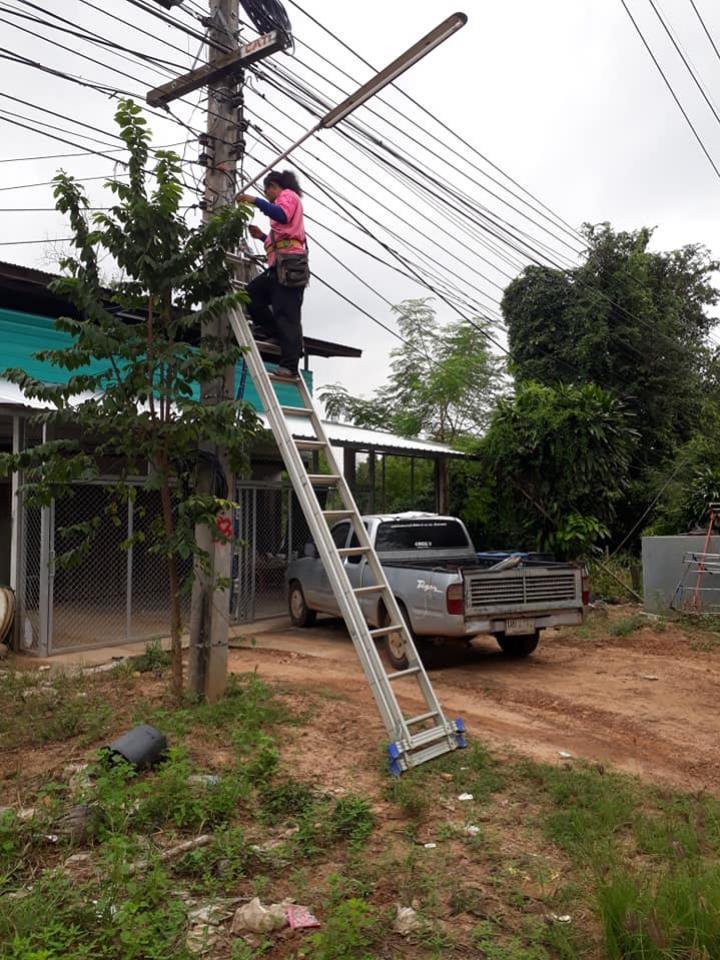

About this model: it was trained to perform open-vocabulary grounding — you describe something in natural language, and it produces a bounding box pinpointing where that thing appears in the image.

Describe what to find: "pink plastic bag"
[286,904,321,930]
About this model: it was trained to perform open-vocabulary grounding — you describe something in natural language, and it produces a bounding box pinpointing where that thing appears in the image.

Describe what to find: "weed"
[520,760,637,861]
[329,795,374,846]
[0,867,192,959]
[609,614,645,637]
[598,863,720,958]
[258,778,316,824]
[0,667,112,748]
[305,898,380,960]
[384,771,430,820]
[130,638,171,675]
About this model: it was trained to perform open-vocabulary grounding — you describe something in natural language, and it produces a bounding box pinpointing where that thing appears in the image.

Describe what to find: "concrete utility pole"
[188,0,243,702]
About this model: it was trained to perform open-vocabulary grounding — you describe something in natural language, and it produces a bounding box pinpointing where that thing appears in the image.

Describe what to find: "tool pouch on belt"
[271,230,310,288]
[275,249,310,288]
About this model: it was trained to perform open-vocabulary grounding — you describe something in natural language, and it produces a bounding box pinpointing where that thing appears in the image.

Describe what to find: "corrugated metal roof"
[256,412,459,457]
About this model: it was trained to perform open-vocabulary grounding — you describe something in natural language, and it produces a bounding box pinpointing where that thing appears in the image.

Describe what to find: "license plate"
[505,618,534,636]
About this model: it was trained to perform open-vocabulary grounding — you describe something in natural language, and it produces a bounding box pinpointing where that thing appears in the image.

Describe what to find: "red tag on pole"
[214,514,233,542]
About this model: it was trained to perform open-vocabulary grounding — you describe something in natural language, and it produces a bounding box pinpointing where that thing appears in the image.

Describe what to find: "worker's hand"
[236,193,255,205]
[248,225,264,240]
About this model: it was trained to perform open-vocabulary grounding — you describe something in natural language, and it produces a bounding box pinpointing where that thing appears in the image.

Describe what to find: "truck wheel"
[383,602,412,671]
[495,631,540,658]
[383,604,443,671]
[288,581,316,628]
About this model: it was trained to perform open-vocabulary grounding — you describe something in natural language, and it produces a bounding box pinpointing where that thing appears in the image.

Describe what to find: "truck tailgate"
[464,565,581,616]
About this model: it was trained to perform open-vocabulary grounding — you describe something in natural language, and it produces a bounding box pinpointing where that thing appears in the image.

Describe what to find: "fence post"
[126,494,134,641]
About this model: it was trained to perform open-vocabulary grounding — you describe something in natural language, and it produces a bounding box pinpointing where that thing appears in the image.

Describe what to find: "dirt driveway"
[229,608,720,792]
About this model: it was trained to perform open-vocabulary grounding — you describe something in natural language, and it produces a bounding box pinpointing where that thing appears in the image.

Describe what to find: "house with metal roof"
[0,260,458,655]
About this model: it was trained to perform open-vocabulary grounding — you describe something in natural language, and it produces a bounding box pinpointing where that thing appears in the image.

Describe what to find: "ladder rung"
[307,474,339,485]
[370,624,403,638]
[322,510,353,518]
[409,725,451,750]
[280,405,313,416]
[406,710,439,726]
[294,439,326,450]
[354,585,386,595]
[338,547,368,557]
[386,666,421,680]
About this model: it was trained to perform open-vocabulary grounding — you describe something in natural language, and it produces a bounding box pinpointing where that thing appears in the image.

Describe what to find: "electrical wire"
[284,0,583,243]
[645,0,720,129]
[689,0,720,65]
[619,0,720,180]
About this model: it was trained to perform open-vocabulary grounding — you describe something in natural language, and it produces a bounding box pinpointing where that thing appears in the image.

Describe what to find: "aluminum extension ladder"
[226,302,466,773]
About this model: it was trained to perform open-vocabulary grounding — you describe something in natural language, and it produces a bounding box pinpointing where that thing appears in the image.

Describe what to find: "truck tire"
[383,603,444,671]
[383,601,413,671]
[288,581,316,628]
[495,631,540,658]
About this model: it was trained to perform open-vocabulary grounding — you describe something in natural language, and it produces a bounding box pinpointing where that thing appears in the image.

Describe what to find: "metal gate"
[16,479,309,653]
[231,481,311,624]
[17,482,191,655]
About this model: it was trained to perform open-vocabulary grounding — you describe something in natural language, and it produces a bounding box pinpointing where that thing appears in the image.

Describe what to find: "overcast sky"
[2,0,720,399]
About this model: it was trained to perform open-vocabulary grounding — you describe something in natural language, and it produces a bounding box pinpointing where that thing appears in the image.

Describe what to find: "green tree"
[480,382,637,556]
[0,101,258,695]
[320,298,502,445]
[502,223,718,472]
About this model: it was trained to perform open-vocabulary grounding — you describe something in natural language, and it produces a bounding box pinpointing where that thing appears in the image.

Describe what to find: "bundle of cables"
[239,0,293,47]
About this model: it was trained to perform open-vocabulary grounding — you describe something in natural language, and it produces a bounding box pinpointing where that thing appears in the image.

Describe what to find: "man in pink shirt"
[237,170,307,380]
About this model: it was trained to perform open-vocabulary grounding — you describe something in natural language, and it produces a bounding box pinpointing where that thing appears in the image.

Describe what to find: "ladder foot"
[387,742,404,778]
[453,716,468,749]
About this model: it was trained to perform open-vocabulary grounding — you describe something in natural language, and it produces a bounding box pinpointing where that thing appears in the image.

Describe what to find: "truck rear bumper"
[464,609,584,636]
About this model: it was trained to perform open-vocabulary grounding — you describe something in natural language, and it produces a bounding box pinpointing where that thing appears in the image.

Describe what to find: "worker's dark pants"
[246,268,304,374]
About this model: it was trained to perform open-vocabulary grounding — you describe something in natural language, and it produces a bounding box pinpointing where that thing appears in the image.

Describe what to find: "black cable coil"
[239,0,292,46]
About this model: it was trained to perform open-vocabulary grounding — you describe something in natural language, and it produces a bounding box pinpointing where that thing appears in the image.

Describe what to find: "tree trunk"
[159,476,183,698]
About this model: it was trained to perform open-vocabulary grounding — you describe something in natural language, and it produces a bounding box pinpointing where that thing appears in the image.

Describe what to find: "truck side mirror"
[303,541,318,559]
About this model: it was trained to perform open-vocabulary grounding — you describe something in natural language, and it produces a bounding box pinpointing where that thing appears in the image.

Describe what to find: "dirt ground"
[228,606,720,794]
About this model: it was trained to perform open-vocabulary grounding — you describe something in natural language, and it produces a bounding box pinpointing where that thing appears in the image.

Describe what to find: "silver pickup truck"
[286,512,586,669]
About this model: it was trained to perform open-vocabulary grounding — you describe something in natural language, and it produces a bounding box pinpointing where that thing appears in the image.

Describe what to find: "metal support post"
[9,415,25,650]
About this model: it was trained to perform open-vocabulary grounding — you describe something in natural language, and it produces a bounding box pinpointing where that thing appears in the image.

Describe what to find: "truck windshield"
[375,520,471,552]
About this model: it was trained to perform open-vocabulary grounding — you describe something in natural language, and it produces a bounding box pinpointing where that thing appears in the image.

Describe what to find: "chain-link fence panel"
[50,485,129,652]
[18,502,42,653]
[129,487,192,643]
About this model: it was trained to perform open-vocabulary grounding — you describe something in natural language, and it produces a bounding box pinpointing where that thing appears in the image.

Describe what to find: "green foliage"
[0,868,192,960]
[328,796,375,846]
[258,778,316,823]
[598,865,720,959]
[503,223,717,466]
[0,100,260,693]
[587,554,638,603]
[608,614,645,637]
[129,639,171,675]
[502,223,720,544]
[0,667,113,749]
[520,761,638,862]
[645,405,720,536]
[480,381,636,555]
[306,898,380,960]
[320,298,502,445]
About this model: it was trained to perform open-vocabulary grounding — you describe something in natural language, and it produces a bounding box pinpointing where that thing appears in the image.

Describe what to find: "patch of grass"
[0,867,192,960]
[0,668,112,748]
[587,555,639,604]
[608,614,646,638]
[598,863,720,959]
[129,638,171,675]
[520,761,637,862]
[329,795,374,847]
[258,777,316,824]
[305,897,381,960]
[384,770,431,820]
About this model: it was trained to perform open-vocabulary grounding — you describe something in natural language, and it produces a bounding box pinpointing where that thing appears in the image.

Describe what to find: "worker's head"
[263,169,303,200]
